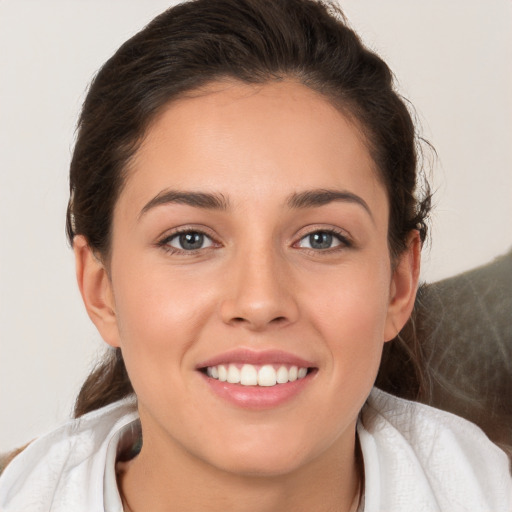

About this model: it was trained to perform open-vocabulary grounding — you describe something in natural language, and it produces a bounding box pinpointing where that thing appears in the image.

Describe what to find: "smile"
[197,349,316,408]
[205,364,309,387]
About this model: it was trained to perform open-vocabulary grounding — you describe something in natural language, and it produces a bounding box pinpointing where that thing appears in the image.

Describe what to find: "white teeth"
[240,364,258,385]
[218,364,227,382]
[227,364,241,384]
[258,365,277,386]
[276,366,289,384]
[205,363,309,386]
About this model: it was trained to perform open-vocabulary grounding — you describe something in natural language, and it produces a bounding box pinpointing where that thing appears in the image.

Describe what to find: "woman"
[0,0,510,510]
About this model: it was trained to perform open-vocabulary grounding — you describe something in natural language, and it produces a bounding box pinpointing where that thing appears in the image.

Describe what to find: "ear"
[383,231,421,342]
[73,235,121,348]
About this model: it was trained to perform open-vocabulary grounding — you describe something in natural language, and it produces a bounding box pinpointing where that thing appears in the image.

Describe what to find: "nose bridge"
[220,239,298,330]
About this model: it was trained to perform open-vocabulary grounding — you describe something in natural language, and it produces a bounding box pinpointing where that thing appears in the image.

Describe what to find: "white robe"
[0,388,510,512]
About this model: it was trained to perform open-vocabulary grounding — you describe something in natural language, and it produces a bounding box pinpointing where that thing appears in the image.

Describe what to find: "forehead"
[120,80,386,217]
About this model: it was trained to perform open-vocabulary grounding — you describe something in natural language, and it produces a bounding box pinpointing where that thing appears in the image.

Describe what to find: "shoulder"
[358,388,512,512]
[0,397,138,512]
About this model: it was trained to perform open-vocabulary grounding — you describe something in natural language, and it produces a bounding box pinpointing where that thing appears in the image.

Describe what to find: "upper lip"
[196,348,316,369]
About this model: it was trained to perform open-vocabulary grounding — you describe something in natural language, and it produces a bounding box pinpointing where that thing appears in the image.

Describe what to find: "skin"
[75,80,420,512]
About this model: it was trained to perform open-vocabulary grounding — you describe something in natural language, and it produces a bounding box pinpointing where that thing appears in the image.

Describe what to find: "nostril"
[228,315,289,328]
[270,316,287,324]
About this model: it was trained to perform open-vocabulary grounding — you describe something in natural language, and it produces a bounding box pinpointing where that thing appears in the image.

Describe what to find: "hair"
[68,0,432,418]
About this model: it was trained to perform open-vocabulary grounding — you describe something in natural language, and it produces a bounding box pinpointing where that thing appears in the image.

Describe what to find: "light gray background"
[1,0,511,452]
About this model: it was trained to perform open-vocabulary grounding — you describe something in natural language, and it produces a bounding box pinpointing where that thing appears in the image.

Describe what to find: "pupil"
[180,232,204,250]
[310,232,332,249]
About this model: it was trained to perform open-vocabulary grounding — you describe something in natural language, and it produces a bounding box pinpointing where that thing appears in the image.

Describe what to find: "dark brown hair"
[68,0,432,418]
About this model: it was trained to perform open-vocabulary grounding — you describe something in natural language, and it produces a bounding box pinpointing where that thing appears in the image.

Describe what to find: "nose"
[219,246,299,331]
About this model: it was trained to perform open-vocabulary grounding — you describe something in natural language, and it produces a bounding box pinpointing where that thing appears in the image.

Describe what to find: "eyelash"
[156,227,352,255]
[157,228,219,255]
[294,228,352,253]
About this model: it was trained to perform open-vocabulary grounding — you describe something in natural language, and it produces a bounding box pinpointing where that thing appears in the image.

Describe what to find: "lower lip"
[200,372,315,409]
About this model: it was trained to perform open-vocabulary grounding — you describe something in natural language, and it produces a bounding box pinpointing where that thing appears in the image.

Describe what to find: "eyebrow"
[139,187,372,220]
[139,189,229,218]
[287,189,373,219]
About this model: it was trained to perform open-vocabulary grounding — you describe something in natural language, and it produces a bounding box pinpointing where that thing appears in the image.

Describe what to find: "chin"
[214,449,311,478]
[198,429,326,478]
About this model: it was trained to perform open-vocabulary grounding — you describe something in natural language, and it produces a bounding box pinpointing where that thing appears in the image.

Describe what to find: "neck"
[117,426,362,512]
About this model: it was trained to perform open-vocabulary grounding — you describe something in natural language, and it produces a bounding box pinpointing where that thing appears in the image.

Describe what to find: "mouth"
[196,349,317,408]
[201,363,311,387]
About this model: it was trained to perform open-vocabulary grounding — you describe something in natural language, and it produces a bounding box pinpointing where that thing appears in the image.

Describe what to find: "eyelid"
[156,225,221,253]
[167,232,214,250]
[292,226,353,250]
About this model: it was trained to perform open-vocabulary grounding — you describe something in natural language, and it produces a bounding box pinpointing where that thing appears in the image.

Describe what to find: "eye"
[166,231,214,251]
[297,230,347,250]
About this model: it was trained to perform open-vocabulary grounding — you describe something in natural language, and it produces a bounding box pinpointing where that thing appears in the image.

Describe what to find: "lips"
[197,349,317,408]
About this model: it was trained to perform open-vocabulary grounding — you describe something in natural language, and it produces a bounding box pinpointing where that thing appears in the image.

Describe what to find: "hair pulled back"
[69,0,431,418]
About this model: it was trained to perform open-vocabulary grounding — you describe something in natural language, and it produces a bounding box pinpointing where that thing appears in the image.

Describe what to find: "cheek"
[304,259,391,372]
[109,263,219,429]
[113,259,211,338]
[109,257,218,388]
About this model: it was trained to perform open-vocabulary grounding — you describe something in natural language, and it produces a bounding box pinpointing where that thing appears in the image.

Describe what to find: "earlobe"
[384,231,422,342]
[73,235,121,348]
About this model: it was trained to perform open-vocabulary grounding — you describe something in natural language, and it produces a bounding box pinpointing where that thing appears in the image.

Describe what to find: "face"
[78,80,418,477]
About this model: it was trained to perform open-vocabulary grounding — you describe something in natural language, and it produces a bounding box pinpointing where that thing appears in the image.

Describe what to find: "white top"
[0,388,510,512]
